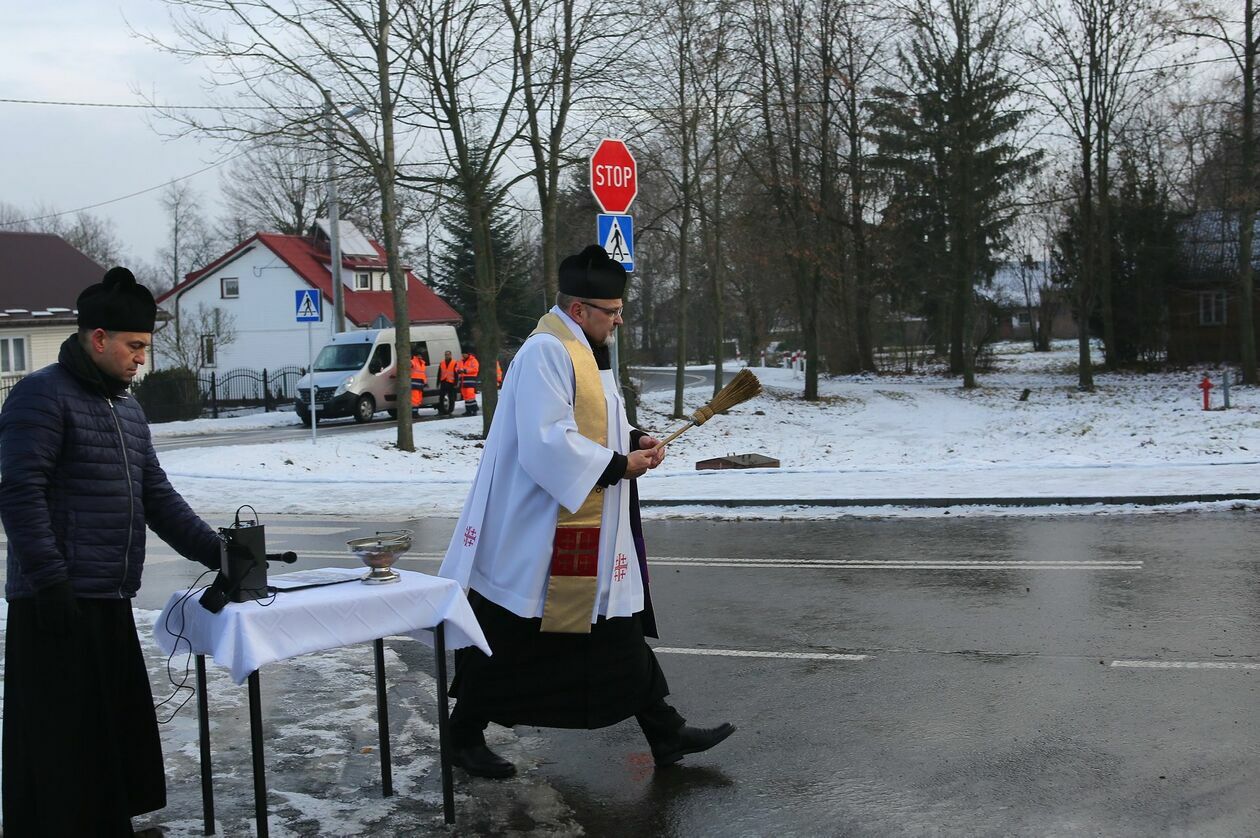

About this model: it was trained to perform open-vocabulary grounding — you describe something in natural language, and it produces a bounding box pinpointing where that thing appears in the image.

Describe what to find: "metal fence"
[0,366,306,417]
[199,365,306,418]
[0,374,23,409]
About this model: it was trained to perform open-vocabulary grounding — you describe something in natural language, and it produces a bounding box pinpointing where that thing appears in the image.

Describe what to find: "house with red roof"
[155,221,460,372]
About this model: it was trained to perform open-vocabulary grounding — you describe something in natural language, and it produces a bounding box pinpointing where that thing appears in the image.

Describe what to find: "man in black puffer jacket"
[1,267,224,836]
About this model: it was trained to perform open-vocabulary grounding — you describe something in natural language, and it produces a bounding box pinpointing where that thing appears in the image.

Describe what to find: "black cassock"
[3,599,166,835]
[451,481,672,731]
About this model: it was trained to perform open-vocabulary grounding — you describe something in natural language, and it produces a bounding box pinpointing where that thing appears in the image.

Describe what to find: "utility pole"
[324,94,346,334]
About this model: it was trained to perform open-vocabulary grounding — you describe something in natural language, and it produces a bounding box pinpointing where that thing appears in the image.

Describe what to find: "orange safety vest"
[410,356,427,386]
[496,361,503,387]
[439,359,458,384]
[461,354,480,380]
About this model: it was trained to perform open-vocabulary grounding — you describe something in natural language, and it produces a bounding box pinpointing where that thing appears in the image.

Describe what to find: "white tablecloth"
[154,567,491,684]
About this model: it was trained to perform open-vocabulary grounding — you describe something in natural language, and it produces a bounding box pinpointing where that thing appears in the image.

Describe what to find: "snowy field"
[156,340,1260,520]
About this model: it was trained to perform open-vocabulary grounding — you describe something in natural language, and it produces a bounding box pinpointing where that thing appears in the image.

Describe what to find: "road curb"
[640,493,1260,509]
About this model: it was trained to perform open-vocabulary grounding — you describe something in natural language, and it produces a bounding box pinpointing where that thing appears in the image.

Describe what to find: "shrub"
[133,367,204,423]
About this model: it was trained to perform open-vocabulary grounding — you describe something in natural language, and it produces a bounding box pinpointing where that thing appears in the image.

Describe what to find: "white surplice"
[439,307,643,622]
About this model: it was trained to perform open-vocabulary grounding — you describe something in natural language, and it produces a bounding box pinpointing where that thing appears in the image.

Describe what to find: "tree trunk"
[1239,0,1258,384]
[673,224,691,419]
[1098,137,1116,369]
[469,200,502,437]
[376,2,413,452]
[1077,136,1096,391]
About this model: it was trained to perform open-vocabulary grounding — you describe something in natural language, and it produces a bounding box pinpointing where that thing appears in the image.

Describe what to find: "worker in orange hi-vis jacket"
[437,350,459,416]
[410,351,427,410]
[459,350,481,415]
[496,360,503,388]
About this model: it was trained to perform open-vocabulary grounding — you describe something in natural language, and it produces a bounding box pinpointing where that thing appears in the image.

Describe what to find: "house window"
[1199,291,1227,326]
[380,272,392,291]
[0,336,28,374]
[220,277,239,299]
[355,272,371,291]
[201,334,217,367]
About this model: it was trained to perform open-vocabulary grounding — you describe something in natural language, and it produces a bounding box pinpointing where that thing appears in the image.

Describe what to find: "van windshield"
[313,344,372,372]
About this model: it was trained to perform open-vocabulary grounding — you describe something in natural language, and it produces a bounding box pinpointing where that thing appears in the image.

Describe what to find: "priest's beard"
[600,331,618,349]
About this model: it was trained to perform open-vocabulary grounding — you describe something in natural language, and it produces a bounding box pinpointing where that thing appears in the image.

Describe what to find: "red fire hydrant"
[1199,374,1213,411]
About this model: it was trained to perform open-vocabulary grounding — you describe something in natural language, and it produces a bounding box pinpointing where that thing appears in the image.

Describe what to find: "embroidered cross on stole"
[533,312,608,634]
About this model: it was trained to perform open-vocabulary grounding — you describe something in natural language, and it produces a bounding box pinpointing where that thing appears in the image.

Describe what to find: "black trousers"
[452,696,685,749]
[3,598,166,836]
[438,382,458,414]
[449,592,684,748]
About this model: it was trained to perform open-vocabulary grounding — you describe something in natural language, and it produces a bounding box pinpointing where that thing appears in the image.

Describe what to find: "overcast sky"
[0,1,225,268]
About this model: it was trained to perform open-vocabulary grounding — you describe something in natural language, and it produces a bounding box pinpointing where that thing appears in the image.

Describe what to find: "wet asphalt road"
[115,511,1259,836]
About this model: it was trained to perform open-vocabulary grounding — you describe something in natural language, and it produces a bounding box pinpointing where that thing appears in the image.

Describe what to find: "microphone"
[266,551,298,565]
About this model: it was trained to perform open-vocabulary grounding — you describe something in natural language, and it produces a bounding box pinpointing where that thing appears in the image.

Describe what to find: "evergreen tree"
[433,202,541,349]
[1109,148,1181,364]
[872,0,1041,387]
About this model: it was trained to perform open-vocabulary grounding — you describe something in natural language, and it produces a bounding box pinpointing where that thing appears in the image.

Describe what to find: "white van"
[294,325,461,425]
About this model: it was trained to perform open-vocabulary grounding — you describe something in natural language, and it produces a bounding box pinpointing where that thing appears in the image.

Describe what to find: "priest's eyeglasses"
[581,300,624,318]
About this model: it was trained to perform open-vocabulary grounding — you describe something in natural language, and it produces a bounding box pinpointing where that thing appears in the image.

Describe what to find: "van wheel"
[354,394,376,423]
[386,409,398,420]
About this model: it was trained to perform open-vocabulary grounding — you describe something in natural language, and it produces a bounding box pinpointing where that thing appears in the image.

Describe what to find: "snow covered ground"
[156,340,1260,520]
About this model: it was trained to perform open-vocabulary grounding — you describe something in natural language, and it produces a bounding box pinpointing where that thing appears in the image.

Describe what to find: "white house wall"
[158,244,350,373]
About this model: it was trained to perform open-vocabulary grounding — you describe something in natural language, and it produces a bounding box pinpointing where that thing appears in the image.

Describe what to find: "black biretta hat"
[558,245,627,299]
[77,267,157,333]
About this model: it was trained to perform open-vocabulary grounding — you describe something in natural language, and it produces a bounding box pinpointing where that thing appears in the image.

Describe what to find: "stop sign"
[589,138,637,214]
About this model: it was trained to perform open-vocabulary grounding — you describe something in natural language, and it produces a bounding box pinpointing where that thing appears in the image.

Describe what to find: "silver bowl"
[347,530,412,584]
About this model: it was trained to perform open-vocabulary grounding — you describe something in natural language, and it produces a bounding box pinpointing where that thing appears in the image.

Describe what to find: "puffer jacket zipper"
[107,396,134,597]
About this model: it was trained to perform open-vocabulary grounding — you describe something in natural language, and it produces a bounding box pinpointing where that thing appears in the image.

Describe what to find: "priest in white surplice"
[439,245,735,779]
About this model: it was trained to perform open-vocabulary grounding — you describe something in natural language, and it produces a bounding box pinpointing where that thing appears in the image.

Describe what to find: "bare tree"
[396,0,529,436]
[1026,0,1177,385]
[740,0,844,400]
[153,302,237,371]
[505,0,639,304]
[0,203,124,269]
[156,182,221,295]
[145,0,420,450]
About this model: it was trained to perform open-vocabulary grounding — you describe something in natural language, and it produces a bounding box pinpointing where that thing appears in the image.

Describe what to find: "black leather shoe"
[452,744,517,779]
[651,723,736,766]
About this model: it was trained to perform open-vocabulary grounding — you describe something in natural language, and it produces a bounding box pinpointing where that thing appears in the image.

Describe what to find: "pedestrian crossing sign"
[295,289,322,322]
[596,213,634,272]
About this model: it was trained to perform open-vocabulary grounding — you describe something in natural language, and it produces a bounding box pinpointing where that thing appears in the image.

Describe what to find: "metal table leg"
[373,638,393,797]
[434,623,455,824]
[247,671,269,838]
[196,655,215,835]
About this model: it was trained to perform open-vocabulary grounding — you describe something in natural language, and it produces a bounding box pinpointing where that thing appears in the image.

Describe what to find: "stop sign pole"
[589,138,637,387]
[590,138,636,273]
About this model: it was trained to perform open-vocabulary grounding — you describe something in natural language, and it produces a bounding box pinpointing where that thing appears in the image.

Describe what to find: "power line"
[0,152,248,228]
[0,53,1238,117]
[0,96,281,111]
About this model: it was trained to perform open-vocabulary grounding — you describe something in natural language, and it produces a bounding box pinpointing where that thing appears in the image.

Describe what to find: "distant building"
[0,231,106,403]
[983,260,1076,342]
[1166,211,1260,365]
[156,221,460,371]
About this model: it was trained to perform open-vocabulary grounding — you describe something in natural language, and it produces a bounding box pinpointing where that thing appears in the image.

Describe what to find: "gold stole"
[534,313,608,634]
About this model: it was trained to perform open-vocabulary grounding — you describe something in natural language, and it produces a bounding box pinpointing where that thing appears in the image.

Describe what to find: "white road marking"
[265,526,359,536]
[651,559,1140,570]
[1111,660,1260,671]
[140,550,1141,571]
[653,646,870,661]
